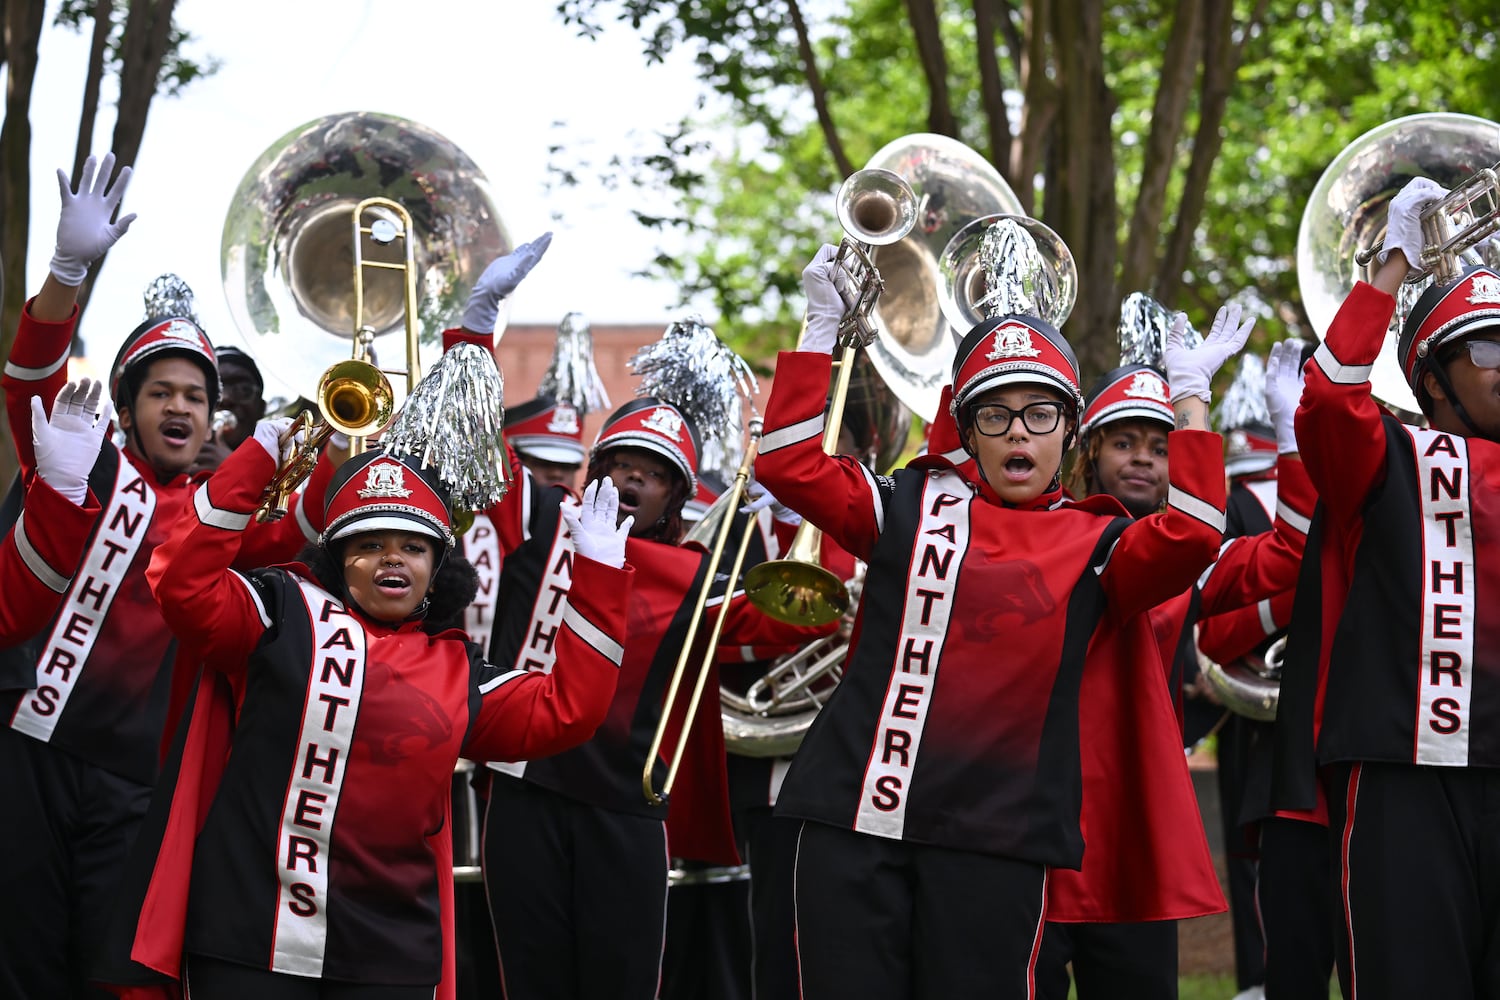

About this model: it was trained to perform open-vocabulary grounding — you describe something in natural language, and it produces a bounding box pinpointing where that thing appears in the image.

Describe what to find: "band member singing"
[754,243,1248,999]
[98,433,633,999]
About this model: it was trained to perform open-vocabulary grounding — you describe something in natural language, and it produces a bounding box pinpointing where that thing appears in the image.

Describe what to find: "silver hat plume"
[381,342,509,511]
[976,219,1050,320]
[630,316,758,485]
[1117,291,1202,368]
[1213,351,1273,433]
[538,311,611,415]
[143,273,200,326]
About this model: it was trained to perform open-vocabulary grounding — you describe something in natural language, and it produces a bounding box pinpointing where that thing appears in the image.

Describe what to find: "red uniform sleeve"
[0,477,101,643]
[1196,456,1315,616]
[462,556,631,762]
[1197,590,1294,665]
[146,442,282,673]
[232,443,339,569]
[3,300,78,477]
[1295,281,1397,524]
[756,351,887,560]
[1098,429,1227,620]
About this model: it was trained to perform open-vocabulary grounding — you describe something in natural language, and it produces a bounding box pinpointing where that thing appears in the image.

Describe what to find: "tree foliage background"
[552,0,1500,389]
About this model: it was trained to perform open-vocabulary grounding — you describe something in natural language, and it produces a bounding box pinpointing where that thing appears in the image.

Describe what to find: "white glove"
[740,481,803,527]
[563,478,631,568]
[801,244,857,355]
[1165,304,1255,404]
[251,416,297,465]
[1379,177,1448,276]
[1264,339,1306,454]
[460,232,554,333]
[31,379,114,506]
[49,153,137,286]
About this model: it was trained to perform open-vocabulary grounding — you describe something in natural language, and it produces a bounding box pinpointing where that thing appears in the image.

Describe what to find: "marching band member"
[1037,334,1314,1000]
[0,154,329,1000]
[756,243,1243,999]
[98,432,632,999]
[504,393,587,489]
[0,380,111,643]
[1293,176,1500,998]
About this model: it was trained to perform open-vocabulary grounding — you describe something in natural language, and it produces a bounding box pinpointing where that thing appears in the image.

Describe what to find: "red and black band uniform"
[755,350,1229,999]
[0,473,102,643]
[478,459,830,1000]
[1295,279,1500,998]
[98,440,631,996]
[0,302,325,1000]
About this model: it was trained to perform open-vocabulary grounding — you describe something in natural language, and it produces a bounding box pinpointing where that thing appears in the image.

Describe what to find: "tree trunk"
[74,0,175,330]
[72,0,115,188]
[1012,0,1056,212]
[905,0,958,137]
[787,0,853,178]
[972,0,1014,170]
[1117,0,1201,301]
[0,0,47,489]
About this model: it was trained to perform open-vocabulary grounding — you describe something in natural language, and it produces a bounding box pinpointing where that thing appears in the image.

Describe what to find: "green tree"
[555,0,1500,390]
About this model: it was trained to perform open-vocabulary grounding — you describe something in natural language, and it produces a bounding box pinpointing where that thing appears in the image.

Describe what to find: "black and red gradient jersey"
[481,457,832,862]
[1297,281,1500,768]
[755,351,1227,869]
[118,442,630,987]
[0,475,101,643]
[0,302,326,784]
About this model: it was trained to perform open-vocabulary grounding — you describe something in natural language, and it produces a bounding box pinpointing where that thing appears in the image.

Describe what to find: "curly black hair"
[296,540,479,634]
[584,451,691,544]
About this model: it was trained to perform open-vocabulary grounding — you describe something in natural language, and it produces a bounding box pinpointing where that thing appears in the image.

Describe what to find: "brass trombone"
[253,198,420,521]
[741,168,917,627]
[642,418,764,805]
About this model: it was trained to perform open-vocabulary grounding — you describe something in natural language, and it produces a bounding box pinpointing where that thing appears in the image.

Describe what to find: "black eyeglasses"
[1452,339,1500,370]
[219,378,262,402]
[970,400,1066,437]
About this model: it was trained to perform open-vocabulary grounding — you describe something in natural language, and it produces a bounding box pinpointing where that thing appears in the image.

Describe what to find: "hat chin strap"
[1428,360,1487,438]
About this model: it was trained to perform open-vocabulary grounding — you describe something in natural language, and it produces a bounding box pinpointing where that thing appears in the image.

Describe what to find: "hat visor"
[325,512,447,545]
[1225,453,1277,478]
[1082,402,1174,437]
[959,370,1080,411]
[515,440,586,465]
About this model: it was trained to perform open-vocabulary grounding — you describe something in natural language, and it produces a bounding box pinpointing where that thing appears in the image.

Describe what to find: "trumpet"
[1355,165,1500,285]
[642,418,765,805]
[741,169,917,628]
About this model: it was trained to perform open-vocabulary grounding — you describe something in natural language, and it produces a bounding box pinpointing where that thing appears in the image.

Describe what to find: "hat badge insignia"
[642,406,684,441]
[357,461,414,499]
[985,323,1042,360]
[548,404,581,434]
[163,319,205,347]
[1124,372,1168,403]
[1467,274,1500,305]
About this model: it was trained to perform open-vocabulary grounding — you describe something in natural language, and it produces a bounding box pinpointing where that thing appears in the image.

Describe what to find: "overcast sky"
[15,0,719,397]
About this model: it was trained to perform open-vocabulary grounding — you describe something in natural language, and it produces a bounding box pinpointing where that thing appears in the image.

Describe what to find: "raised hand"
[1264,339,1307,454]
[460,233,555,333]
[563,478,632,568]
[1380,177,1449,277]
[1165,303,1256,405]
[800,244,857,355]
[50,153,137,285]
[31,379,114,505]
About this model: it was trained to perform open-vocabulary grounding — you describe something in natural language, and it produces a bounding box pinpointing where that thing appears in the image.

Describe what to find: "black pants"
[1034,920,1178,1000]
[0,725,151,1000]
[482,776,667,1000]
[1216,715,1267,990]
[1258,815,1334,1000]
[660,861,752,1000]
[742,806,801,1000]
[183,954,434,999]
[792,820,1047,1000]
[1327,761,1500,1000]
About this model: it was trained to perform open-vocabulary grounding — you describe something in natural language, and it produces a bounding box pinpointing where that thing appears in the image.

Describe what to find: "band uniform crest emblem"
[985,323,1042,360]
[548,404,581,435]
[643,407,684,441]
[1466,274,1500,305]
[1125,372,1168,402]
[357,461,414,499]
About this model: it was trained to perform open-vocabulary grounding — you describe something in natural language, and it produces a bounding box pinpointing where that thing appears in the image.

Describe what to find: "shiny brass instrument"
[1297,112,1500,413]
[860,133,1026,421]
[1196,631,1284,723]
[643,419,765,806]
[741,169,918,628]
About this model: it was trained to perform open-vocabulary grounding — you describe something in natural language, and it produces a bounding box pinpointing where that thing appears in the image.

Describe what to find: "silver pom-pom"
[1117,291,1202,368]
[143,273,200,326]
[380,343,509,511]
[630,317,758,484]
[976,219,1049,320]
[538,312,611,415]
[1213,352,1272,432]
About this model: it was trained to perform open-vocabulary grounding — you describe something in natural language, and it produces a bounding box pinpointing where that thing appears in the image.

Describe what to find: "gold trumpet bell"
[317,358,395,437]
[742,523,849,627]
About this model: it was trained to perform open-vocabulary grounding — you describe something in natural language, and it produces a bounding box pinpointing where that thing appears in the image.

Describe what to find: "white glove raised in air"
[801,244,857,355]
[563,478,632,569]
[1379,177,1449,277]
[50,153,137,286]
[1165,304,1255,404]
[31,379,114,506]
[1264,339,1307,454]
[460,232,554,333]
[251,416,297,466]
